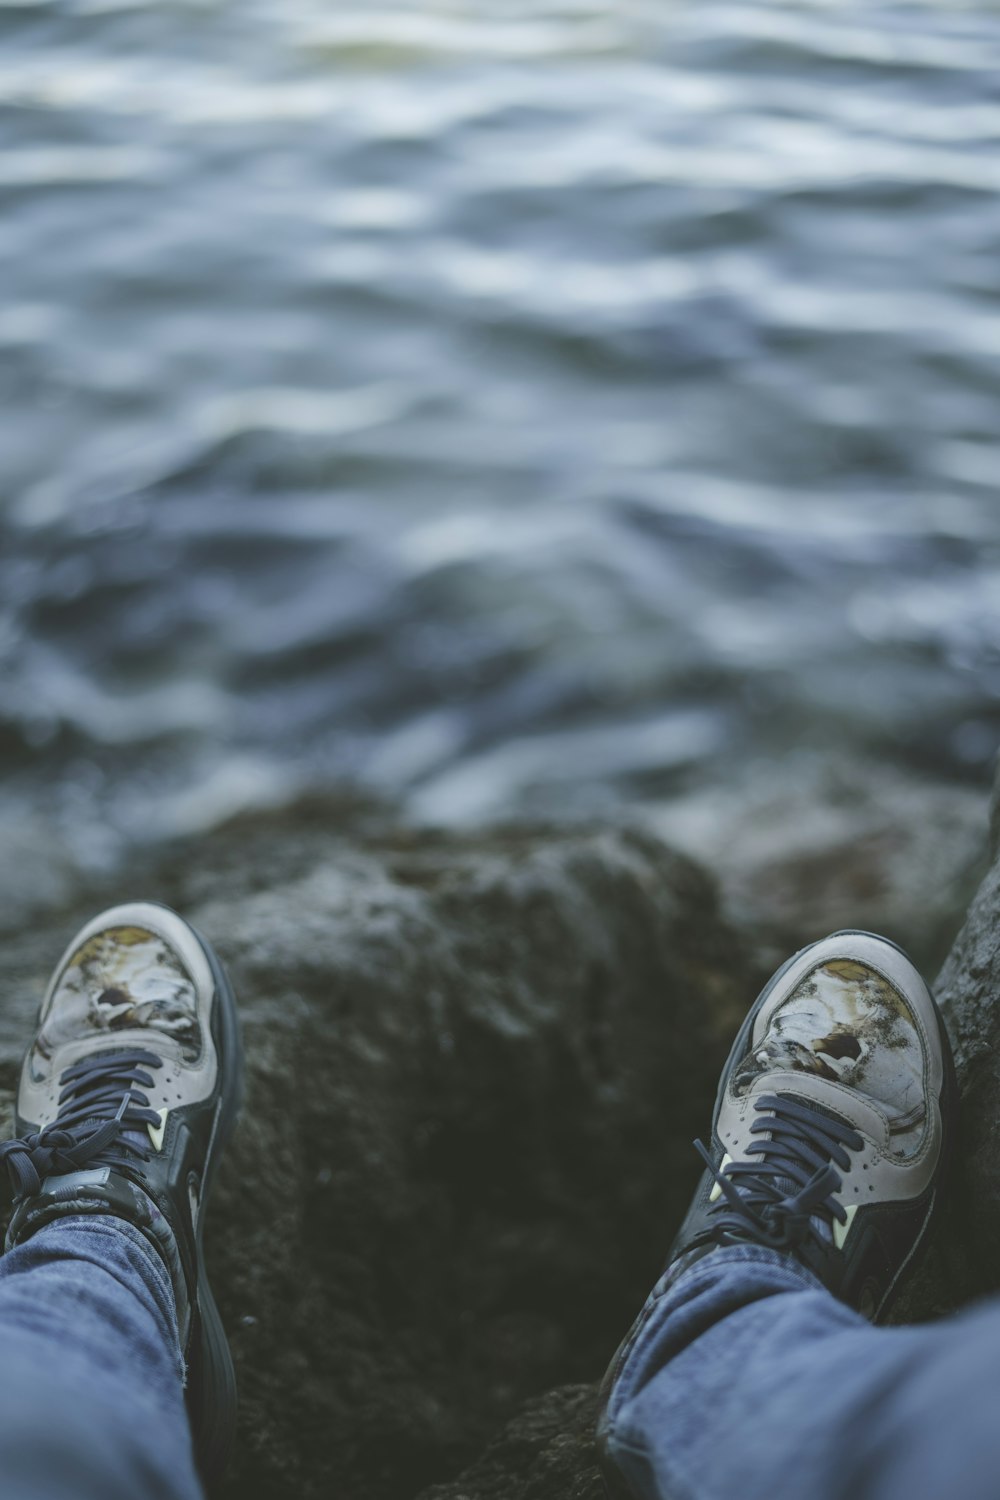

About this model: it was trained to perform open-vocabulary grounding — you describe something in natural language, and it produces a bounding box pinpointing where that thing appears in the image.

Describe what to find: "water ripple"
[1,0,998,854]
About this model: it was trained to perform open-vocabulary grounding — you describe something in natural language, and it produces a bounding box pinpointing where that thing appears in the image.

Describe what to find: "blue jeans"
[604,1245,1000,1500]
[0,1215,200,1500]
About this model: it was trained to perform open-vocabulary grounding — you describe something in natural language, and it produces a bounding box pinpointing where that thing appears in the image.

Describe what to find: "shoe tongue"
[120,1126,154,1154]
[69,1104,152,1160]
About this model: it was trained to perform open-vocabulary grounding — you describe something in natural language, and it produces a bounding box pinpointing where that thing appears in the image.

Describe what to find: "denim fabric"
[605,1244,1000,1500]
[0,1214,201,1500]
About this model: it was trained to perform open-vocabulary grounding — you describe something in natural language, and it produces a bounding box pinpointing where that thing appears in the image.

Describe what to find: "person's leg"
[603,1245,1000,1500]
[598,931,963,1500]
[0,1215,199,1500]
[0,902,243,1495]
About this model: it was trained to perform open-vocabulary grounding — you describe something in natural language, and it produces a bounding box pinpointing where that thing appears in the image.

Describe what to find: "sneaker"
[0,902,243,1482]
[597,930,956,1492]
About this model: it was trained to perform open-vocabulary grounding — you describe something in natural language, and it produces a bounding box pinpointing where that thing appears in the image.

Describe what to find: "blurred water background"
[1,0,998,926]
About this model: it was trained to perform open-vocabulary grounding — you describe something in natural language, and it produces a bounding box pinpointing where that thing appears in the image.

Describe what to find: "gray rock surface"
[921,766,1000,1317]
[0,783,993,1499]
[652,755,988,980]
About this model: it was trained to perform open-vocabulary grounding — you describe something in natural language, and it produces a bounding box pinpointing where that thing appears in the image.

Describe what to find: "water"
[2,0,999,876]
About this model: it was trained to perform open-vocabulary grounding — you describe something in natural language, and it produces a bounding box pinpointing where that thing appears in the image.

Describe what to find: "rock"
[0,806,753,1499]
[651,754,988,979]
[918,762,1000,1317]
[417,1385,604,1500]
[0,775,992,1500]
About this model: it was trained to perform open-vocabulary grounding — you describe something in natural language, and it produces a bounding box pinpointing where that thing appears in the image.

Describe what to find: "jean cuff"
[667,1244,825,1299]
[607,1243,825,1429]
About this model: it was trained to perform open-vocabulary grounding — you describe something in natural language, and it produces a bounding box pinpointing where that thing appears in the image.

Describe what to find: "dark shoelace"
[695,1093,864,1252]
[0,1048,162,1200]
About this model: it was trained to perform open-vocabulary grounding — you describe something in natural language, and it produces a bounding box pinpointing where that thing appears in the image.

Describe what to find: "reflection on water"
[1,0,999,870]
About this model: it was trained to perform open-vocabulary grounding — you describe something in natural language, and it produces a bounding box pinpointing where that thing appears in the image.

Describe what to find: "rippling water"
[2,0,999,870]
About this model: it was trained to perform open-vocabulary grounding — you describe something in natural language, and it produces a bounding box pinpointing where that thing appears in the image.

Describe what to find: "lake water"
[2,0,999,878]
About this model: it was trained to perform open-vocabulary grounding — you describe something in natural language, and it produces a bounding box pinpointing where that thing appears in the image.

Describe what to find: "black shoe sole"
[180,919,245,1486]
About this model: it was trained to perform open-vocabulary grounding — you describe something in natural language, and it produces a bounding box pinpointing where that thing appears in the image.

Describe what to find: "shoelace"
[695,1093,864,1252]
[0,1048,162,1200]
